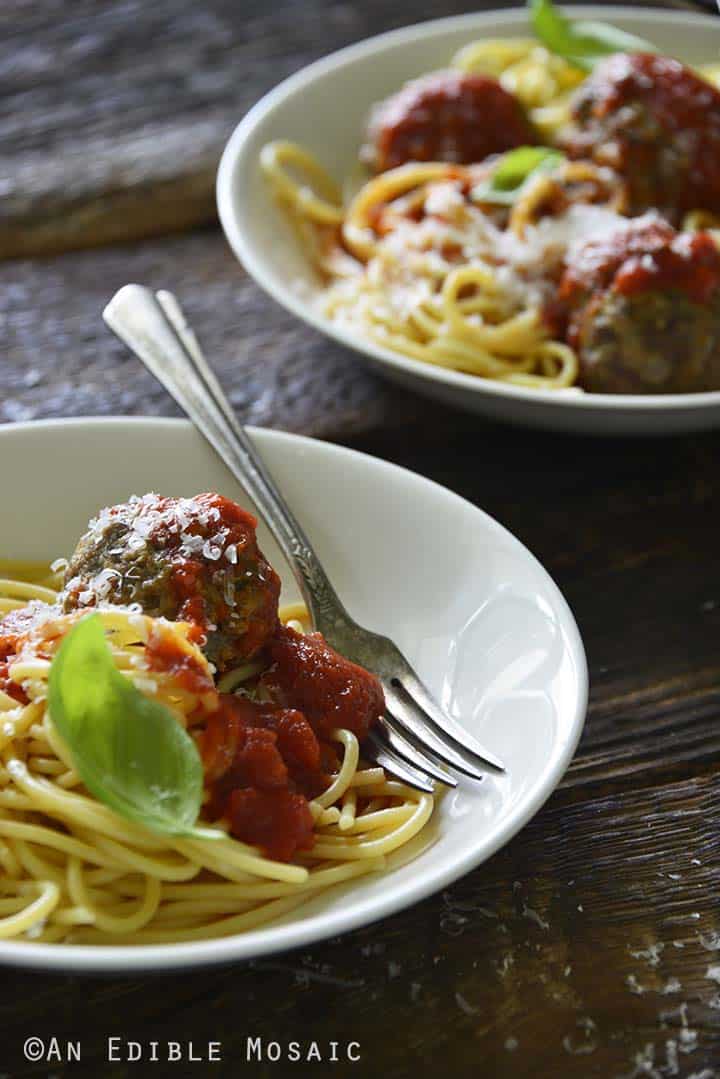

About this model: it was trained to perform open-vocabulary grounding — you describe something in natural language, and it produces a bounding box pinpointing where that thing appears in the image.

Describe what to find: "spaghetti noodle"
[0,563,433,946]
[262,142,582,389]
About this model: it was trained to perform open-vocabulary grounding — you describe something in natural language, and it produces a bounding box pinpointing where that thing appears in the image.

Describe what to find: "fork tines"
[376,716,457,788]
[386,670,505,775]
[366,731,436,794]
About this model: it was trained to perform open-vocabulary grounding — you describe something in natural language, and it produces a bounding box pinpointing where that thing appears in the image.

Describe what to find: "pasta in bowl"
[0,418,587,972]
[218,5,720,432]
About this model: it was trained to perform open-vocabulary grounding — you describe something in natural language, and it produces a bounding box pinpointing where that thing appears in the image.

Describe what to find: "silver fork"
[103,285,505,792]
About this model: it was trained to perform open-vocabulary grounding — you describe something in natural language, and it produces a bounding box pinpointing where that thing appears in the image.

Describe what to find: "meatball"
[62,493,280,673]
[363,71,536,173]
[562,53,720,220]
[554,216,720,393]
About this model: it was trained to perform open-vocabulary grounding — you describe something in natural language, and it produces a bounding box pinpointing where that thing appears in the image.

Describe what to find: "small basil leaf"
[489,146,564,191]
[49,614,219,839]
[472,146,564,205]
[530,0,657,71]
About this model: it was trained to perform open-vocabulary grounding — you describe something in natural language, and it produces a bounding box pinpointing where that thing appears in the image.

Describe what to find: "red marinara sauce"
[143,622,218,698]
[564,53,720,217]
[0,604,52,704]
[201,694,328,862]
[145,493,281,660]
[365,71,536,173]
[556,218,720,340]
[262,624,385,741]
[199,625,385,861]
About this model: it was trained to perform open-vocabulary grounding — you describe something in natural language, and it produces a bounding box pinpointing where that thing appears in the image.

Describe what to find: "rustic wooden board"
[0,0,705,257]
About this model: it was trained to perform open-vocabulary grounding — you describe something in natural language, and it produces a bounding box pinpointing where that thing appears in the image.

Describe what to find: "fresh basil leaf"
[49,614,219,839]
[489,146,564,191]
[529,0,657,71]
[472,146,564,205]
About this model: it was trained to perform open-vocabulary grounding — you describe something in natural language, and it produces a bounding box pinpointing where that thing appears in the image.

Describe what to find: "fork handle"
[103,284,347,635]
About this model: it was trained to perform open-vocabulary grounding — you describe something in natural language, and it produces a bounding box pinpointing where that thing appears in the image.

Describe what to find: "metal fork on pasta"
[103,285,506,792]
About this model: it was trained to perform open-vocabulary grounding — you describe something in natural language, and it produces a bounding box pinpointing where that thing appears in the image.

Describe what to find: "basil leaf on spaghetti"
[48,614,217,839]
[529,0,657,71]
[472,146,564,205]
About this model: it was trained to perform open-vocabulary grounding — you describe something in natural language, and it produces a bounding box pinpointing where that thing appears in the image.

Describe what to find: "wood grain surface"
[0,229,460,438]
[1,1,720,1077]
[0,0,707,256]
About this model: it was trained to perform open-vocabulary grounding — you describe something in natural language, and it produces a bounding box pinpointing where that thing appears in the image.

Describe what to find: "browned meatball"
[552,217,720,394]
[62,493,280,673]
[363,71,536,173]
[562,53,720,220]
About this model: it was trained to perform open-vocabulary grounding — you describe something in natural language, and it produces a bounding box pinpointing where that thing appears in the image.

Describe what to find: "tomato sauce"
[170,561,208,632]
[199,622,385,860]
[558,218,720,311]
[201,694,324,861]
[0,605,50,704]
[262,624,385,741]
[367,71,535,173]
[144,623,217,697]
[226,789,314,865]
[146,493,281,658]
[0,661,27,705]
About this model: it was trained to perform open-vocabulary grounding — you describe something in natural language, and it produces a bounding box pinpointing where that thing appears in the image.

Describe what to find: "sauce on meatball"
[62,493,280,674]
[563,53,720,219]
[551,216,720,393]
[559,217,720,314]
[364,71,536,173]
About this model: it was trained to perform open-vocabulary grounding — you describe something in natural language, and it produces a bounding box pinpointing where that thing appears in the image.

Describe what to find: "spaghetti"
[0,562,433,946]
[260,35,720,393]
[262,142,582,389]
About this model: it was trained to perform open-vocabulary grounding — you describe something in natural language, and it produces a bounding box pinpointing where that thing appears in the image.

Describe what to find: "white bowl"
[0,418,586,972]
[217,6,720,436]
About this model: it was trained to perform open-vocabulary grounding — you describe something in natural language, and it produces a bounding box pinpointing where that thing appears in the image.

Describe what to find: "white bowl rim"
[0,417,587,973]
[217,4,720,416]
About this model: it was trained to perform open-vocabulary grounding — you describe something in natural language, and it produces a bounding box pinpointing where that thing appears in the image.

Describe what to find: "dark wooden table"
[2,1,720,1076]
